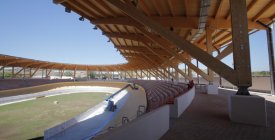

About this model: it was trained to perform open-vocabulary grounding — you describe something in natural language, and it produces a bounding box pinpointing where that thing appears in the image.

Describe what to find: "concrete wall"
[0,86,122,105]
[170,87,195,118]
[94,105,170,140]
[218,88,237,95]
[0,81,127,98]
[44,85,147,140]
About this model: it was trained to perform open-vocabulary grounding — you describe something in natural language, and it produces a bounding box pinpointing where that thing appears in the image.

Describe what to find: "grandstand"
[0,0,275,140]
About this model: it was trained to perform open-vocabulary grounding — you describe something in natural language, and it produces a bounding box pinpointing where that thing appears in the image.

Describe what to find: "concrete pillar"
[45,69,48,79]
[175,67,179,84]
[73,68,76,80]
[188,59,192,82]
[23,67,26,78]
[196,59,199,84]
[29,68,32,78]
[42,69,44,79]
[12,67,14,78]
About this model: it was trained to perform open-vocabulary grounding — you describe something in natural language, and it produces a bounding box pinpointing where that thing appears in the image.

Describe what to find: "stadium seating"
[130,80,192,111]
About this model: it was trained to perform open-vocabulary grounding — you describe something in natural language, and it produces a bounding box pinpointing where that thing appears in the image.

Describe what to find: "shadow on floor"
[161,93,275,140]
[28,136,43,140]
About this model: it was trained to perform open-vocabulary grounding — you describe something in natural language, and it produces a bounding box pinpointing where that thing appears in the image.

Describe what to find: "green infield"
[0,92,111,140]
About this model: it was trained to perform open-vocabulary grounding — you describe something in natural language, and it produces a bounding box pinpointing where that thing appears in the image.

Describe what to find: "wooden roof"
[1,0,274,71]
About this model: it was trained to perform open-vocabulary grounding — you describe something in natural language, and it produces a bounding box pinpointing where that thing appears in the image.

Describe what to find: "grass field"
[0,92,111,140]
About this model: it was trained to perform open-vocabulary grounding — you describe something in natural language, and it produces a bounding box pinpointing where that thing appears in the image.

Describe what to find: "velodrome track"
[0,80,127,98]
[0,79,193,140]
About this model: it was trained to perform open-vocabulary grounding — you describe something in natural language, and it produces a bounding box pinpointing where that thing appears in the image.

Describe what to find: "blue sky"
[0,0,127,65]
[0,0,274,71]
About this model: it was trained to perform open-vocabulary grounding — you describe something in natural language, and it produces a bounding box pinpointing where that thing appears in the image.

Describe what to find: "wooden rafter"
[252,1,275,22]
[93,17,265,29]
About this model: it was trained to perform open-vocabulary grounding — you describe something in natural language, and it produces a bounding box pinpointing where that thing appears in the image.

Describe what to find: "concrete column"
[29,68,32,78]
[112,71,114,79]
[86,69,89,79]
[185,64,187,82]
[73,68,76,80]
[175,66,179,83]
[42,69,44,79]
[196,59,199,84]
[12,67,14,78]
[188,57,192,82]
[23,67,26,78]
[140,70,143,79]
[45,69,48,79]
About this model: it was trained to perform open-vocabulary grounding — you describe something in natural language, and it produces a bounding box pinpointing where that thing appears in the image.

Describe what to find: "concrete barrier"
[228,95,267,126]
[170,87,195,118]
[207,84,218,94]
[0,81,127,105]
[219,88,267,126]
[43,87,122,139]
[44,87,131,140]
[94,105,170,140]
[0,81,127,98]
[0,86,122,106]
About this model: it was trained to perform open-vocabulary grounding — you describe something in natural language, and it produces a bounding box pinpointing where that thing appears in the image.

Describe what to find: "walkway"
[161,92,275,140]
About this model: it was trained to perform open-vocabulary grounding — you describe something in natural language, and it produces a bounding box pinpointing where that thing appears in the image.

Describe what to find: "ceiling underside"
[0,0,274,71]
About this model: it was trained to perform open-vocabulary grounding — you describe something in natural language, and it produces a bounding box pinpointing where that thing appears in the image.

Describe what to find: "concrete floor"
[161,92,275,140]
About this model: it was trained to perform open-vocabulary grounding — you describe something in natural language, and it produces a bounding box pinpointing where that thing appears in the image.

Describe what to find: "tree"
[90,72,96,78]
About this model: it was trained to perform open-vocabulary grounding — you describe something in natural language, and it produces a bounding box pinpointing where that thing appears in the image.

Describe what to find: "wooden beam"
[30,67,40,78]
[151,0,164,16]
[167,0,176,16]
[135,70,142,79]
[116,45,170,56]
[46,69,52,78]
[183,0,190,16]
[80,0,108,17]
[134,38,192,80]
[208,18,265,30]
[108,23,210,80]
[215,0,225,18]
[206,28,214,83]
[125,71,132,78]
[154,69,168,80]
[230,0,252,92]
[141,70,149,79]
[64,1,96,19]
[14,68,24,77]
[135,28,210,81]
[53,0,68,4]
[147,69,158,80]
[247,0,258,12]
[93,16,265,29]
[216,44,233,60]
[141,53,176,79]
[252,1,275,22]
